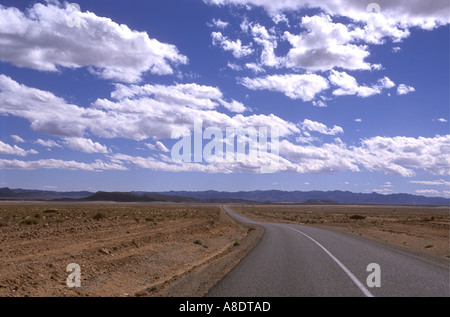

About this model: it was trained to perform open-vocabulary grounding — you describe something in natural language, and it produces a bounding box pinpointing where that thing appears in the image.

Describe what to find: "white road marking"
[282,224,375,297]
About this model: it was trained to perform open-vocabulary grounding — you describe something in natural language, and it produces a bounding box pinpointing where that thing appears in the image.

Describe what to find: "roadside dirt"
[230,205,450,259]
[0,202,261,297]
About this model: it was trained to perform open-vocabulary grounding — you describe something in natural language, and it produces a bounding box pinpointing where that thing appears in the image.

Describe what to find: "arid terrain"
[231,205,450,258]
[0,202,448,297]
[0,202,260,297]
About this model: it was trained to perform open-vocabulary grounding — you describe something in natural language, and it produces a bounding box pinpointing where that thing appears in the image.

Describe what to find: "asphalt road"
[207,207,450,297]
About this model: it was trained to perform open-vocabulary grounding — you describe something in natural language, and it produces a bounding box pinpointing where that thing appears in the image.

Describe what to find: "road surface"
[207,207,450,297]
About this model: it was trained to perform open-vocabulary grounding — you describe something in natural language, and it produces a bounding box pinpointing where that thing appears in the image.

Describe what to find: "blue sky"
[0,0,449,196]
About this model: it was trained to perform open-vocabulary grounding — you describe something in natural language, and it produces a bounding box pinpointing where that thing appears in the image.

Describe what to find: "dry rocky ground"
[0,202,260,297]
[232,205,450,258]
[1,202,448,297]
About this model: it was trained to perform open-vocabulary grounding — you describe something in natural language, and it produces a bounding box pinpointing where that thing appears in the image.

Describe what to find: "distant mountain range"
[157,190,449,206]
[0,187,449,205]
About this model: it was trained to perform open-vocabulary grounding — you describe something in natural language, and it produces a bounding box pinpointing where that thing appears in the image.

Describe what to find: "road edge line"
[282,224,374,297]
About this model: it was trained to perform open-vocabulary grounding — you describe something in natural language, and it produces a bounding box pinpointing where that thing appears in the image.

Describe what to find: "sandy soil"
[0,202,261,297]
[230,205,450,259]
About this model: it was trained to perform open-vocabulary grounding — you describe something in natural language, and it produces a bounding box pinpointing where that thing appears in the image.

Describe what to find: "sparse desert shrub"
[233,239,241,246]
[20,217,39,225]
[148,286,159,292]
[349,215,366,220]
[424,244,434,249]
[194,239,203,245]
[44,209,59,214]
[93,212,106,220]
[145,216,154,222]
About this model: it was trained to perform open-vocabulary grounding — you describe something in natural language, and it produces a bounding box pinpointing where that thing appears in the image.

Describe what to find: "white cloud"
[284,15,372,72]
[355,118,362,122]
[329,70,395,97]
[0,141,38,156]
[312,100,327,107]
[212,32,254,58]
[146,141,170,153]
[373,187,394,194]
[64,137,109,154]
[397,84,415,95]
[410,179,450,186]
[2,76,449,177]
[204,0,450,30]
[227,62,243,71]
[219,99,248,113]
[36,139,62,148]
[0,158,126,171]
[415,189,440,195]
[279,139,360,174]
[300,119,343,135]
[437,118,448,123]
[352,135,450,176]
[10,135,25,143]
[392,46,401,53]
[245,63,265,74]
[207,18,229,29]
[0,75,298,143]
[0,2,187,83]
[272,13,289,26]
[239,74,329,101]
[111,82,223,110]
[250,23,282,68]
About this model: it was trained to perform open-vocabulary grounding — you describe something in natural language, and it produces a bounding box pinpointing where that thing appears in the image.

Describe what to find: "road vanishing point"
[207,207,450,297]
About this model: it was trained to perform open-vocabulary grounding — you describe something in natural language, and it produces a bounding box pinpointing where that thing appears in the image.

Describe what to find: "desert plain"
[0,202,448,297]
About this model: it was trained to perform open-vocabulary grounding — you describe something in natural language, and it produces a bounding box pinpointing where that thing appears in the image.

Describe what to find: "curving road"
[207,207,450,297]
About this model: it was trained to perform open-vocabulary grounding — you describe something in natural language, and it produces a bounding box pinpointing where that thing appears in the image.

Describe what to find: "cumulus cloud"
[10,135,25,143]
[146,141,170,152]
[437,118,448,123]
[219,99,248,113]
[249,23,281,68]
[312,100,327,107]
[239,74,329,101]
[36,139,62,148]
[212,32,254,58]
[284,15,372,72]
[397,84,415,95]
[329,70,395,97]
[207,18,229,29]
[279,139,360,174]
[64,137,109,153]
[0,75,298,142]
[111,82,223,110]
[352,135,450,176]
[1,76,449,177]
[0,158,126,171]
[204,0,449,30]
[0,141,38,156]
[272,13,289,26]
[300,119,343,135]
[0,2,187,83]
[245,63,265,74]
[227,62,243,71]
